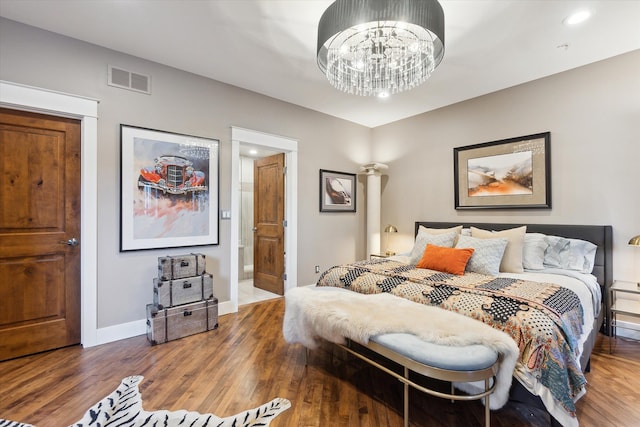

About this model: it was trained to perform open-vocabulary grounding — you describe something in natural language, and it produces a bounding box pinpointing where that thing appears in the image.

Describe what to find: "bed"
[286,221,612,427]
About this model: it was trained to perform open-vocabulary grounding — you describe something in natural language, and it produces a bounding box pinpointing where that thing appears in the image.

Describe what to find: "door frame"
[0,80,100,347]
[230,127,297,313]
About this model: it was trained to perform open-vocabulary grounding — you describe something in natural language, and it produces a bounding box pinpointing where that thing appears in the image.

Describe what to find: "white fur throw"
[283,286,519,409]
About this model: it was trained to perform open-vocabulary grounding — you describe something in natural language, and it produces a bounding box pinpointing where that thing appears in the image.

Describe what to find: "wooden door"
[0,108,81,361]
[253,153,285,295]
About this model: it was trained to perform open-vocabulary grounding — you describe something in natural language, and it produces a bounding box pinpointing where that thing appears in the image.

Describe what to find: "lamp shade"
[629,234,640,246]
[317,0,445,97]
[384,224,398,233]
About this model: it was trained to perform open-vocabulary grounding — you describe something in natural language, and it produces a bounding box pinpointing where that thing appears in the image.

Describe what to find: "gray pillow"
[455,235,508,276]
[409,230,458,265]
[470,226,526,273]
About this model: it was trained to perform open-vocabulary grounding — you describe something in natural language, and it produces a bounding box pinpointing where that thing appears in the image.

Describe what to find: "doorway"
[0,108,81,361]
[230,127,298,312]
[238,150,282,305]
[0,81,99,348]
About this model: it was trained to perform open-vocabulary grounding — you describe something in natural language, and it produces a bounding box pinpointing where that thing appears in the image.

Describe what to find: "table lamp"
[384,224,398,256]
[630,233,640,288]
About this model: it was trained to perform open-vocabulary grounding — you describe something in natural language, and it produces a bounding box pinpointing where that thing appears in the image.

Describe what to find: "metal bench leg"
[485,378,490,427]
[404,366,409,427]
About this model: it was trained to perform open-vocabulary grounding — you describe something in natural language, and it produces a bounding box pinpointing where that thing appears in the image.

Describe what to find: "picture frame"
[319,169,356,212]
[454,132,551,209]
[120,125,219,251]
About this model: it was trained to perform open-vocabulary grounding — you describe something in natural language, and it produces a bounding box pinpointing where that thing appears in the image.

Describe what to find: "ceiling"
[1,0,639,128]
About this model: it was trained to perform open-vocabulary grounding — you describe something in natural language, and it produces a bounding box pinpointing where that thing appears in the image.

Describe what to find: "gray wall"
[0,18,370,329]
[372,49,640,282]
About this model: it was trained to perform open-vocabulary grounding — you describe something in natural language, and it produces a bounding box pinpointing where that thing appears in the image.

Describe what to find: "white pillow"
[523,233,549,270]
[543,235,597,273]
[543,235,568,268]
[409,230,458,265]
[568,239,598,273]
[470,226,526,273]
[455,235,508,276]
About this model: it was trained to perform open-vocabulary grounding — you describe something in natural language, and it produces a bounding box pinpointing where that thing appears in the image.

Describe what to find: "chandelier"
[179,140,211,160]
[317,0,445,97]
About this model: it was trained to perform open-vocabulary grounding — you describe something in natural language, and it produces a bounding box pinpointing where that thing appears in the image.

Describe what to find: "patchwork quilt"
[317,258,587,423]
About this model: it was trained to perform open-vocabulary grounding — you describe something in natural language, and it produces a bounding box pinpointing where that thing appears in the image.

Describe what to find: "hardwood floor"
[1,297,638,426]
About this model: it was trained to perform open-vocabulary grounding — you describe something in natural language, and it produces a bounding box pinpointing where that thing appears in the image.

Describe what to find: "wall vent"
[108,65,151,94]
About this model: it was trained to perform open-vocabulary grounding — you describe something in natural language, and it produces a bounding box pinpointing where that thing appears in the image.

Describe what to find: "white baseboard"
[218,300,234,316]
[92,299,236,347]
[96,318,146,346]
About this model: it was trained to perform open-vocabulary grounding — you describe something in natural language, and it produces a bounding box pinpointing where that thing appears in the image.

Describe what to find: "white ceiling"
[1,0,639,128]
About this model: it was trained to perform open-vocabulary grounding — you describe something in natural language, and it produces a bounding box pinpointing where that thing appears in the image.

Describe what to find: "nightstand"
[370,253,390,260]
[609,279,640,352]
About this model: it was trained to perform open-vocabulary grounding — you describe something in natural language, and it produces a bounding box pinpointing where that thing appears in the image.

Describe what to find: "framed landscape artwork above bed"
[454,132,551,209]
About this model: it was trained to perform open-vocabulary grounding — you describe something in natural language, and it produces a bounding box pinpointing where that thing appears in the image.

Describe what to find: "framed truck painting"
[319,169,356,212]
[454,132,551,209]
[120,125,219,251]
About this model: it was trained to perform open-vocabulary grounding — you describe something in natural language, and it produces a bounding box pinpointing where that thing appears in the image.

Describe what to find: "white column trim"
[359,162,388,256]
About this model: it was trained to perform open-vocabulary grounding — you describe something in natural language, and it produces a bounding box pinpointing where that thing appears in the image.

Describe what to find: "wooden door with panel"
[253,153,285,295]
[0,108,81,361]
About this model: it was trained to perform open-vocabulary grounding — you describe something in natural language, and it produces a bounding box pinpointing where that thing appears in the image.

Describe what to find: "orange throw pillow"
[416,244,474,275]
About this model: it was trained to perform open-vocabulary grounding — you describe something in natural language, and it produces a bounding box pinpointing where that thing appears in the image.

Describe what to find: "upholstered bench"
[313,332,500,427]
[295,286,501,426]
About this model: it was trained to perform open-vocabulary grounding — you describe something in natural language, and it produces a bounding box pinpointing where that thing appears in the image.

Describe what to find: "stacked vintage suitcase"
[146,253,218,345]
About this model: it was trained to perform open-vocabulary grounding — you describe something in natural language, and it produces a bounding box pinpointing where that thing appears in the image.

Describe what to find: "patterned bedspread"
[316,258,587,421]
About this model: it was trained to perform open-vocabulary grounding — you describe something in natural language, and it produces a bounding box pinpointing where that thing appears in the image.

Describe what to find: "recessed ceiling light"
[564,10,591,26]
[377,91,389,99]
[249,149,258,155]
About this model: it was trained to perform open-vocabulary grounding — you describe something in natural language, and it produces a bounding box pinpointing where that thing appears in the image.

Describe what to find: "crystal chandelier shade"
[179,140,211,160]
[317,0,445,97]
